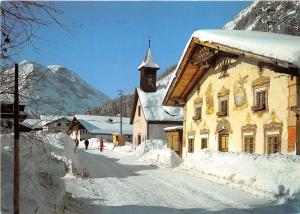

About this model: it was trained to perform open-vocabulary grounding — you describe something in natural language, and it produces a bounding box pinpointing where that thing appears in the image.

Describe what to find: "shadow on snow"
[76,148,157,179]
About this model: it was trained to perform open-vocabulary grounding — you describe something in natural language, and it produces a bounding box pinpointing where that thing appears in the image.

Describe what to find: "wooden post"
[118,90,123,135]
[14,63,20,214]
[297,114,300,155]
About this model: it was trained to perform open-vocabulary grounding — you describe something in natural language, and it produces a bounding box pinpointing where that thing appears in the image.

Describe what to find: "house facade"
[130,41,183,148]
[163,30,300,158]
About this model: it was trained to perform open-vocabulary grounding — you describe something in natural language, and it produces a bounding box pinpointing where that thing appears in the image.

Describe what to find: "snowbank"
[135,140,183,168]
[141,148,183,168]
[135,139,165,157]
[177,149,300,199]
[1,132,76,214]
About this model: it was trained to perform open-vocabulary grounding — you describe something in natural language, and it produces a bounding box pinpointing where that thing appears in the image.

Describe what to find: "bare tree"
[0,1,70,123]
[1,1,67,62]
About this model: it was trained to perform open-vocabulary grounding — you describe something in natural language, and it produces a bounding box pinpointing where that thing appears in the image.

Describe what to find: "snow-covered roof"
[164,126,183,131]
[74,115,132,135]
[21,119,43,129]
[137,72,183,122]
[138,48,160,70]
[192,30,300,67]
[40,115,72,126]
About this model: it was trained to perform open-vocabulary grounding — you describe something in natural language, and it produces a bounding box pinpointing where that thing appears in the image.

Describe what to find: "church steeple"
[138,38,160,92]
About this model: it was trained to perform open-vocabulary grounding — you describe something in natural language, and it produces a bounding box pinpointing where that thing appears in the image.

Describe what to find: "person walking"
[84,139,89,150]
[100,137,104,152]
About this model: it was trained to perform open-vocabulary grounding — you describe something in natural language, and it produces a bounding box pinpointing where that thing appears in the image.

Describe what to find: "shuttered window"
[244,136,254,153]
[188,139,194,153]
[256,90,266,107]
[267,135,280,154]
[201,138,208,149]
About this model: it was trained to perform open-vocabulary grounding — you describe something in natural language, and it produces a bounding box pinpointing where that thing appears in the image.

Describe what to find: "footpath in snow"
[106,139,300,203]
[64,140,300,214]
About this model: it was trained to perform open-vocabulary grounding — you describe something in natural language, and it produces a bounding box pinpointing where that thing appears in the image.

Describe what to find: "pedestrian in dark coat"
[84,139,89,150]
[100,137,104,152]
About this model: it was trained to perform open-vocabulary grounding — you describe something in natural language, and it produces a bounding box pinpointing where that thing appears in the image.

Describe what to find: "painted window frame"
[243,133,255,153]
[217,96,229,117]
[266,133,281,154]
[252,86,269,112]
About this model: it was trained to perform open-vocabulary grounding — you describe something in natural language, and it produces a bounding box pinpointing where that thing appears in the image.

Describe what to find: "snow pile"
[177,149,300,199]
[1,133,76,214]
[141,148,183,168]
[113,142,134,154]
[135,139,166,157]
[135,140,183,168]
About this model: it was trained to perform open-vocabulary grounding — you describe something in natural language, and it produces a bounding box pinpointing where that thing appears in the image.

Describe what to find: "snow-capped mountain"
[1,60,110,117]
[224,1,300,36]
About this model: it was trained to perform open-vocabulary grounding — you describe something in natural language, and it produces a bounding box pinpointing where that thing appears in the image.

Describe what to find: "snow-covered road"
[63,148,298,214]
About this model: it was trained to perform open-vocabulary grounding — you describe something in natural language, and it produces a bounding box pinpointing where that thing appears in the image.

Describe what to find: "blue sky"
[20,1,250,99]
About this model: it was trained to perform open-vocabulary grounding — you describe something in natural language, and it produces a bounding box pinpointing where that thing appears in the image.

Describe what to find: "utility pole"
[118,90,123,135]
[14,63,20,214]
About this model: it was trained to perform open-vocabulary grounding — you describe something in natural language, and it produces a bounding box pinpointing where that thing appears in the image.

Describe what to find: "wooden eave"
[147,120,183,125]
[163,37,299,107]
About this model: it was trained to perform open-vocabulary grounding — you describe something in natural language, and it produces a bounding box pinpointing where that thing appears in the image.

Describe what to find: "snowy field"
[64,141,300,214]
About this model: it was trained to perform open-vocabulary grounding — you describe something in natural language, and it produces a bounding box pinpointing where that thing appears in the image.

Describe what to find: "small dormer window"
[57,122,61,127]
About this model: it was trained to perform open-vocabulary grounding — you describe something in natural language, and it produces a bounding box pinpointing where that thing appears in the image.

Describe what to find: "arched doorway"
[218,129,229,152]
[215,118,232,152]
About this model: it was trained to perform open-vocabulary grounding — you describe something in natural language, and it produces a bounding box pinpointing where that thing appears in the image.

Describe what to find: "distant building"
[163,30,300,157]
[130,41,183,148]
[21,118,43,131]
[39,115,72,133]
[67,115,133,142]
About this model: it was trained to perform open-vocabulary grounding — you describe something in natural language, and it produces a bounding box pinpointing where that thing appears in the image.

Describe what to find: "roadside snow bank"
[141,148,183,168]
[1,133,76,214]
[177,149,300,199]
[135,139,165,157]
[136,140,183,168]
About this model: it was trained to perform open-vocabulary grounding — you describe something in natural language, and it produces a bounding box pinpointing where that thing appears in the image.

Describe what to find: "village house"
[40,115,72,133]
[163,30,300,158]
[67,115,133,142]
[130,42,183,148]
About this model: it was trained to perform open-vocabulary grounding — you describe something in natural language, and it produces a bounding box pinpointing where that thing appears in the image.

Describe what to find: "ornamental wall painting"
[205,83,214,115]
[233,74,249,111]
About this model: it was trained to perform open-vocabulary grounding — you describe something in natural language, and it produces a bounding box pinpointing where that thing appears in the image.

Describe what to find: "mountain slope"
[1,60,110,117]
[224,1,300,36]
